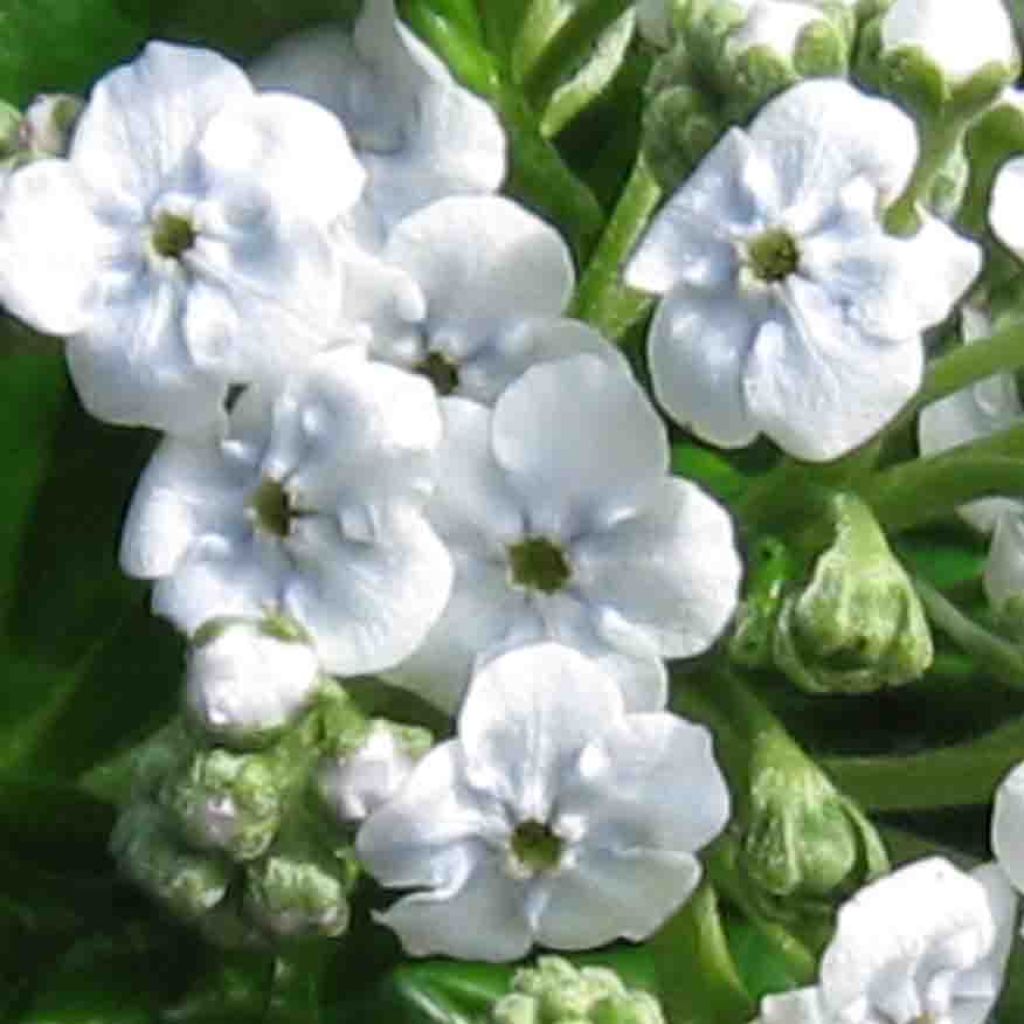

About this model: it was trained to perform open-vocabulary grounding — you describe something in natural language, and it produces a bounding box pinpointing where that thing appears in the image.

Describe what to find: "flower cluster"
[7,0,1024,1019]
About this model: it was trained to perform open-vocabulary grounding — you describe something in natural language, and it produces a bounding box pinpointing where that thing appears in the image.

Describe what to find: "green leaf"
[725,918,800,1003]
[0,0,146,107]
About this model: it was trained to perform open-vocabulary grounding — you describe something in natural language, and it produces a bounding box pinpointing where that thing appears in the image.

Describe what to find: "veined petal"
[744,277,923,461]
[284,506,453,676]
[492,354,668,534]
[647,286,761,449]
[119,431,249,579]
[372,854,533,961]
[71,41,253,209]
[458,643,625,823]
[537,847,702,948]
[626,128,759,295]
[384,195,574,329]
[558,714,730,853]
[0,160,103,335]
[357,743,500,888]
[571,478,742,659]
[67,274,227,434]
[197,92,365,223]
[747,79,917,209]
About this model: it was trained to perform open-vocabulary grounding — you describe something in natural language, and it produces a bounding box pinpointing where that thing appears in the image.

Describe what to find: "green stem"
[521,0,633,109]
[822,715,1024,811]
[914,576,1024,690]
[887,322,1024,438]
[884,119,964,235]
[653,879,756,1024]
[570,153,662,341]
[860,425,1024,532]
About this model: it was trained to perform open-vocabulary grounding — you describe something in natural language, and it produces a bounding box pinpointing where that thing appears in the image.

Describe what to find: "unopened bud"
[19,94,83,157]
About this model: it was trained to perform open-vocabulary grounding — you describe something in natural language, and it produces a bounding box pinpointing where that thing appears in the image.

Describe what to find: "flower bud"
[493,958,666,1024]
[163,746,284,861]
[0,102,22,164]
[740,730,888,908]
[318,719,432,823]
[110,803,231,919]
[859,0,1019,117]
[773,494,933,694]
[19,93,83,157]
[185,615,321,746]
[244,838,357,940]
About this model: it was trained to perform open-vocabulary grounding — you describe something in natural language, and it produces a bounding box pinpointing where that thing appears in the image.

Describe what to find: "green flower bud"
[163,747,284,861]
[773,494,933,694]
[740,729,888,909]
[493,958,666,1024]
[110,803,231,920]
[244,837,357,940]
[20,93,83,157]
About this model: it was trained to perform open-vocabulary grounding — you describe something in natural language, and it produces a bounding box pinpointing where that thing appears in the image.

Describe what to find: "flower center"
[746,227,800,283]
[415,350,460,397]
[508,536,571,593]
[151,212,196,259]
[510,820,564,873]
[249,478,293,538]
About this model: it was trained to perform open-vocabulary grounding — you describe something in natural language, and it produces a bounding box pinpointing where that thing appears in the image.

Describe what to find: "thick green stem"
[653,879,756,1024]
[822,714,1024,811]
[860,425,1024,532]
[521,0,633,109]
[570,154,662,341]
[884,119,964,236]
[915,576,1024,691]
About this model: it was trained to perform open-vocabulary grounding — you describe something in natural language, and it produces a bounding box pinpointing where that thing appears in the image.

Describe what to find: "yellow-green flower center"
[250,478,293,538]
[747,228,799,283]
[508,536,571,593]
[151,212,196,259]
[510,820,563,873]
[415,350,460,396]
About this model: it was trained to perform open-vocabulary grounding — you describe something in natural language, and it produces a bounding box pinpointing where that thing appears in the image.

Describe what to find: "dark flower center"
[510,820,563,873]
[250,478,293,538]
[508,536,571,593]
[747,228,799,283]
[415,350,460,396]
[151,212,196,259]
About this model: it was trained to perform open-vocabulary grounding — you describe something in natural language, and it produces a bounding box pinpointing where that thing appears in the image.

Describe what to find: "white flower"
[918,304,1024,612]
[880,0,1019,87]
[626,78,981,462]
[354,193,622,404]
[184,617,321,742]
[119,348,453,676]
[388,353,742,713]
[991,154,1024,259]
[250,0,505,242]
[357,642,731,961]
[318,721,425,822]
[0,41,365,434]
[751,858,1018,1024]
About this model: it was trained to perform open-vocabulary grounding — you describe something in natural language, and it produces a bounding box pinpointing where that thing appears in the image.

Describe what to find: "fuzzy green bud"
[111,803,231,919]
[244,839,356,940]
[773,494,933,694]
[740,729,888,909]
[163,747,284,861]
[493,958,665,1024]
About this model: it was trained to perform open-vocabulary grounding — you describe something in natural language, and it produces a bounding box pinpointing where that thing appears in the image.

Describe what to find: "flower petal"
[647,286,761,449]
[71,41,252,209]
[743,277,923,461]
[572,477,741,659]
[747,79,917,209]
[0,161,103,335]
[537,847,701,948]
[196,92,365,223]
[458,643,625,822]
[372,855,533,961]
[67,274,227,433]
[284,506,453,676]
[983,510,1024,610]
[558,714,730,853]
[492,354,669,534]
[993,762,1024,898]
